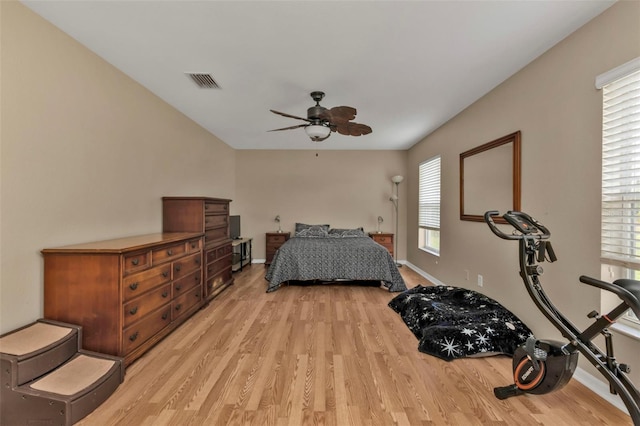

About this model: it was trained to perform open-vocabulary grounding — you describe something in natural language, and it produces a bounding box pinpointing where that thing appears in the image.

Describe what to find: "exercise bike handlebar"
[484,211,551,240]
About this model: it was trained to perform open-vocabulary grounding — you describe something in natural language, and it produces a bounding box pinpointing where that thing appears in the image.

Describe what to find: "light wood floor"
[78,265,631,425]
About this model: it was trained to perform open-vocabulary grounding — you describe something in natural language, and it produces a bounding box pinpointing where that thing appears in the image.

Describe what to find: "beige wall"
[407,1,640,384]
[234,150,407,261]
[0,2,236,332]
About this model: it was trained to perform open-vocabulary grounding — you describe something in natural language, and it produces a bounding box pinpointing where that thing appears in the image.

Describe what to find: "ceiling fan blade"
[268,124,308,132]
[270,109,311,122]
[335,122,373,136]
[323,106,357,123]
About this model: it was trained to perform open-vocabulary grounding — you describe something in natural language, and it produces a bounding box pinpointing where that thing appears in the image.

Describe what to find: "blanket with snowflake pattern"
[388,285,533,361]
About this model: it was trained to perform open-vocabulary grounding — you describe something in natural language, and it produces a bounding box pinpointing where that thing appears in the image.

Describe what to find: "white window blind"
[601,67,640,268]
[419,156,441,231]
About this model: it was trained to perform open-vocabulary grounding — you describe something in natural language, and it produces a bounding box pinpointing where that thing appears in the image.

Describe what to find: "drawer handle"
[131,258,139,266]
[191,242,197,249]
[175,265,181,272]
[129,306,138,315]
[167,249,173,256]
[129,332,139,342]
[162,312,169,320]
[207,282,213,289]
[195,276,200,282]
[208,266,212,273]
[195,258,201,265]
[129,282,139,290]
[175,284,182,291]
[162,291,169,298]
[162,271,169,278]
[195,294,201,300]
[175,304,182,311]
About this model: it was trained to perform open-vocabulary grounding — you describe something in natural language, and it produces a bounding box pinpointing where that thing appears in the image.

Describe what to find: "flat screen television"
[230,215,241,239]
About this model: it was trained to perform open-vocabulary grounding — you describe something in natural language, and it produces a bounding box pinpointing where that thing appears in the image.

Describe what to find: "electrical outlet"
[464,270,469,281]
[477,274,483,287]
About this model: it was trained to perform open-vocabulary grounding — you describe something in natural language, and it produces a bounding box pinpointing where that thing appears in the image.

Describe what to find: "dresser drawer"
[172,287,202,320]
[206,269,232,294]
[122,264,171,302]
[206,243,232,263]
[123,251,150,274]
[173,252,202,279]
[204,214,228,229]
[123,284,171,327]
[205,227,228,244]
[173,269,201,295]
[186,238,202,254]
[152,242,186,264]
[122,305,171,354]
[206,255,231,278]
[204,201,229,214]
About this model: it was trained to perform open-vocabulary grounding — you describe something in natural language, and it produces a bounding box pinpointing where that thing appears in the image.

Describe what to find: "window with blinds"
[418,156,441,255]
[599,58,640,325]
[601,68,640,269]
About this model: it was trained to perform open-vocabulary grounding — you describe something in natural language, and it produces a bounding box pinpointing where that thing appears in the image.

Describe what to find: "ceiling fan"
[269,91,372,142]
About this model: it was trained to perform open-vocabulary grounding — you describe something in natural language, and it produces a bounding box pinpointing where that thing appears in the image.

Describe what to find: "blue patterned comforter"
[265,236,407,293]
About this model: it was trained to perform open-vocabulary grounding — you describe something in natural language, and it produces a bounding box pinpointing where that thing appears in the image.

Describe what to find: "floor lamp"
[389,175,404,267]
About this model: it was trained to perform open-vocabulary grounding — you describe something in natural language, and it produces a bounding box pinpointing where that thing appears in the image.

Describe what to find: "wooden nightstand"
[265,232,290,266]
[369,232,394,258]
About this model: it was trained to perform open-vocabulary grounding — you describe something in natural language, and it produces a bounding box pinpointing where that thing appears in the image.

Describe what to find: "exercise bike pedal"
[494,385,523,400]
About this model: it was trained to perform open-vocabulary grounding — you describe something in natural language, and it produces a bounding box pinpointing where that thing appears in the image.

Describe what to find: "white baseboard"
[403,261,447,286]
[401,262,630,416]
[252,258,266,264]
[573,367,629,414]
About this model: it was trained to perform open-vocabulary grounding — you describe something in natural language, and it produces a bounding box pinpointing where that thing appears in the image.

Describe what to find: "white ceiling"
[22,0,615,151]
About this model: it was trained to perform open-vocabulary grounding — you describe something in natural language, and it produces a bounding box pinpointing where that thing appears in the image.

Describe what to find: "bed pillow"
[328,228,365,237]
[295,225,329,238]
[295,223,330,235]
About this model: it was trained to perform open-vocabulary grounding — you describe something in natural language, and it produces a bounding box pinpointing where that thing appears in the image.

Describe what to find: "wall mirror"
[460,131,521,223]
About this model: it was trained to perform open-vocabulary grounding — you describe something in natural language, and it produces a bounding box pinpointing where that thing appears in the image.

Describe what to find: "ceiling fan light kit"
[269,91,372,142]
[305,124,331,141]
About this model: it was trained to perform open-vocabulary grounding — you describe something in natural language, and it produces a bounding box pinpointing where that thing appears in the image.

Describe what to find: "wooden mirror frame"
[459,131,521,224]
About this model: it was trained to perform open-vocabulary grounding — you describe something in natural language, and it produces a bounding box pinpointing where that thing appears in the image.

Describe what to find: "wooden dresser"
[369,232,394,257]
[162,197,234,302]
[43,232,203,366]
[265,232,290,266]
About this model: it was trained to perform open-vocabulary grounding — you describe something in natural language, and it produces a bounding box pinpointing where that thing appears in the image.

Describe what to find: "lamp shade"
[305,124,331,141]
[391,175,404,184]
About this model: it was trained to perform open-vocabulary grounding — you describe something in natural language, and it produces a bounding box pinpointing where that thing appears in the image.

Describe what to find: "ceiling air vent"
[186,73,220,89]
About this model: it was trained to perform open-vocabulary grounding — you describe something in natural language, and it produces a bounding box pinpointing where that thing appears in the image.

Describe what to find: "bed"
[265,224,407,293]
[389,285,533,361]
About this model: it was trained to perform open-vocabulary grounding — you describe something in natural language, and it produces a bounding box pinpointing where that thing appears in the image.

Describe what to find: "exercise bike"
[484,210,640,425]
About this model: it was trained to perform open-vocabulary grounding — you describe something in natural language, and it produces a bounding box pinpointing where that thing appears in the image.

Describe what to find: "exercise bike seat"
[613,278,640,318]
[580,276,640,318]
